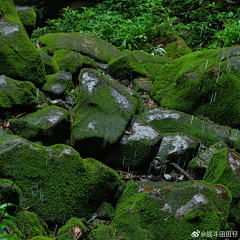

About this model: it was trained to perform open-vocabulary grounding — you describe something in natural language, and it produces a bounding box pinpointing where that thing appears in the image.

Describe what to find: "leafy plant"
[0,203,19,240]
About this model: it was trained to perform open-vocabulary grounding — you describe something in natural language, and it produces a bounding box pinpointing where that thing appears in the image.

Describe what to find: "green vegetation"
[32,0,240,54]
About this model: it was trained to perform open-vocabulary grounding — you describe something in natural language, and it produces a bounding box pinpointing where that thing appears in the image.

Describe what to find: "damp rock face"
[53,49,83,76]
[0,179,21,215]
[151,46,240,129]
[142,107,232,148]
[189,142,228,179]
[108,54,147,80]
[42,71,75,98]
[203,148,240,225]
[38,33,111,62]
[91,180,231,240]
[16,6,36,37]
[39,50,59,75]
[101,115,162,170]
[70,69,139,159]
[0,75,39,119]
[0,1,45,86]
[156,133,200,171]
[0,135,120,225]
[9,105,71,146]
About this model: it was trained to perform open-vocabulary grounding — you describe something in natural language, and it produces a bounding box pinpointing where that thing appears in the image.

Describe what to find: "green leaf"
[0,204,17,211]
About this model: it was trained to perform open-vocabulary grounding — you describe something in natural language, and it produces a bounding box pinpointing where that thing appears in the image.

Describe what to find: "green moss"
[53,49,83,75]
[92,36,122,59]
[16,7,36,37]
[38,33,110,62]
[98,202,115,220]
[30,237,55,240]
[38,50,59,75]
[41,72,75,98]
[133,78,152,92]
[82,55,97,69]
[0,135,120,225]
[108,54,147,80]
[0,0,46,87]
[141,107,231,148]
[143,62,163,81]
[159,35,192,59]
[108,180,232,240]
[0,76,39,119]
[89,225,116,240]
[70,69,139,158]
[151,46,240,128]
[57,218,86,236]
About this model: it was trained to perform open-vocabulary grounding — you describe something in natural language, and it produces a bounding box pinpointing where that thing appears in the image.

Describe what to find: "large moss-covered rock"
[70,69,139,159]
[141,107,232,148]
[102,115,162,170]
[92,36,123,59]
[41,71,75,98]
[151,46,240,129]
[38,33,110,62]
[132,50,173,81]
[0,135,120,225]
[189,142,228,179]
[0,75,39,119]
[0,0,46,86]
[102,180,232,240]
[39,51,59,75]
[16,6,36,37]
[4,210,50,240]
[155,35,192,59]
[108,54,147,80]
[203,148,240,225]
[0,179,21,215]
[9,105,71,146]
[53,49,83,76]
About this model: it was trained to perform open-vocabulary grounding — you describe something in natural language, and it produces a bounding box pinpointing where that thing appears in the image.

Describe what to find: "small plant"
[151,45,167,56]
[0,203,19,240]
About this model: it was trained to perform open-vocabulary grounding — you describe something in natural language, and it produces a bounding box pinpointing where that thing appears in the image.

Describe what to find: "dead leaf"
[199,41,204,47]
[164,217,170,221]
[69,226,85,240]
[53,50,56,55]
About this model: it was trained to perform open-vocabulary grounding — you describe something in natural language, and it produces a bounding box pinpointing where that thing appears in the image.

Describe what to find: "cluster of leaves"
[31,0,240,52]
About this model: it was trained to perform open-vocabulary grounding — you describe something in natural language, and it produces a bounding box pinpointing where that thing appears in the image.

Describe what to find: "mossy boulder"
[39,51,59,75]
[0,75,39,119]
[57,218,86,240]
[53,49,83,76]
[38,33,110,62]
[102,115,161,170]
[0,0,45,86]
[9,105,71,146]
[89,225,116,240]
[16,6,36,37]
[141,107,232,148]
[98,202,115,221]
[189,142,228,179]
[92,36,123,59]
[157,35,192,59]
[0,135,120,225]
[42,71,75,98]
[133,78,152,92]
[82,55,97,69]
[132,50,173,81]
[107,180,232,240]
[4,210,50,240]
[0,179,21,215]
[70,69,139,159]
[151,46,240,129]
[108,54,147,80]
[203,148,240,225]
